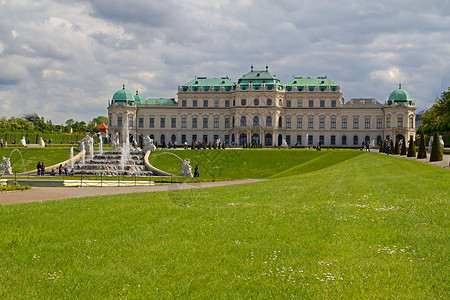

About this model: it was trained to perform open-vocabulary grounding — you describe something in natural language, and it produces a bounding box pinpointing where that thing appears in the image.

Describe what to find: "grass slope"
[0,148,74,173]
[0,152,449,298]
[148,149,362,179]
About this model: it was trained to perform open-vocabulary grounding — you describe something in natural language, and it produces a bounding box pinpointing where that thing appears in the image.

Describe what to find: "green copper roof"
[143,98,177,105]
[133,91,146,104]
[237,69,280,84]
[387,84,413,105]
[284,76,338,92]
[112,85,135,104]
[181,77,234,92]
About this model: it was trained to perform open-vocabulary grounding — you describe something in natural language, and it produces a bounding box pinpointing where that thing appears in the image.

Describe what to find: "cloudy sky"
[0,0,449,123]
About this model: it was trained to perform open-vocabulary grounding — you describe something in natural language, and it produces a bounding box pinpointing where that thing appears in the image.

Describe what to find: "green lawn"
[0,148,74,173]
[0,152,449,298]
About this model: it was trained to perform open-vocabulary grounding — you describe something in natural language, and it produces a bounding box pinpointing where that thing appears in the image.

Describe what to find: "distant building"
[107,67,416,147]
[96,123,108,134]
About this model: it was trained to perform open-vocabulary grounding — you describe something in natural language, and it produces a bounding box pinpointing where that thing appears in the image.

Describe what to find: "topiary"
[379,140,384,152]
[394,139,400,154]
[407,136,416,157]
[417,130,427,159]
[429,131,444,161]
[400,139,406,155]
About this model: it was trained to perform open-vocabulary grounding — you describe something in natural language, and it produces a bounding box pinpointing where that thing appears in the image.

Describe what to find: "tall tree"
[420,88,450,134]
[417,130,427,159]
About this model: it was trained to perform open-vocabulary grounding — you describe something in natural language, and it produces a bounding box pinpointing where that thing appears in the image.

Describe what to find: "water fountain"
[99,136,103,155]
[8,148,26,173]
[89,137,94,160]
[120,123,130,171]
[81,143,85,165]
[70,147,74,169]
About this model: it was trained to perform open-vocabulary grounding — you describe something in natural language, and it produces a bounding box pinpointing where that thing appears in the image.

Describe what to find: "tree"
[400,139,406,155]
[394,139,399,154]
[429,131,444,161]
[417,130,427,159]
[421,88,450,134]
[379,140,384,152]
[407,136,416,157]
[92,116,108,125]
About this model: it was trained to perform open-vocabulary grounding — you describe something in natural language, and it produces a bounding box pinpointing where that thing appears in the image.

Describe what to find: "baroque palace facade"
[107,67,416,147]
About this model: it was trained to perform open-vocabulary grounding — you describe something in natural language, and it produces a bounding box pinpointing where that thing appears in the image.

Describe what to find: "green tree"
[407,136,416,157]
[429,131,444,161]
[421,88,450,134]
[417,130,427,159]
[394,139,400,154]
[400,139,407,155]
[379,140,384,152]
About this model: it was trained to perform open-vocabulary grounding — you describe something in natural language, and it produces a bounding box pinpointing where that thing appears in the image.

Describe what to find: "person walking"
[41,162,45,176]
[58,164,63,176]
[37,162,41,176]
[194,164,199,177]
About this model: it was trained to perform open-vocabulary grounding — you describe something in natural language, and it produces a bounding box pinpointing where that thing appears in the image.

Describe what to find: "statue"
[1,156,13,175]
[78,136,94,154]
[180,159,193,177]
[20,136,26,147]
[143,135,157,153]
[428,135,445,153]
[39,137,46,148]
[280,138,289,149]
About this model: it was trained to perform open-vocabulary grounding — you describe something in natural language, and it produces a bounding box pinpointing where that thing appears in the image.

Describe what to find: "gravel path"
[0,179,265,205]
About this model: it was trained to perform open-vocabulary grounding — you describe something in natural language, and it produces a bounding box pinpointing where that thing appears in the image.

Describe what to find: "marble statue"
[280,139,289,149]
[143,136,157,153]
[39,137,45,148]
[180,159,193,177]
[1,156,13,175]
[78,136,94,154]
[20,136,26,147]
[428,135,445,152]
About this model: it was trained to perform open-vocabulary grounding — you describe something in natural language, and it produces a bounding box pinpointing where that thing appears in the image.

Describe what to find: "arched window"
[240,116,247,127]
[342,135,347,145]
[239,133,247,145]
[254,99,259,105]
[160,134,165,144]
[265,133,272,146]
[376,136,382,146]
[253,116,259,126]
[278,116,282,128]
[171,134,176,142]
[241,99,246,106]
[365,136,370,144]
[353,135,359,145]
[266,116,272,127]
[279,99,282,106]
[267,99,272,106]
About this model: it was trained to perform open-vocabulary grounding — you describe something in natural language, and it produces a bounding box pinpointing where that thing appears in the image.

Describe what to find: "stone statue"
[20,136,26,147]
[1,156,13,175]
[180,159,193,177]
[78,136,94,154]
[39,137,45,148]
[143,135,157,153]
[280,139,289,149]
[428,135,445,153]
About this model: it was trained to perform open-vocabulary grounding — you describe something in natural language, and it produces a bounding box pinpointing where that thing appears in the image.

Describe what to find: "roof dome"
[133,90,146,104]
[387,84,413,105]
[112,85,135,104]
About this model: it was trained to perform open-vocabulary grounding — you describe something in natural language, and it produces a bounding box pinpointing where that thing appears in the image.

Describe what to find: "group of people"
[361,141,370,152]
[37,162,74,176]
[0,138,7,148]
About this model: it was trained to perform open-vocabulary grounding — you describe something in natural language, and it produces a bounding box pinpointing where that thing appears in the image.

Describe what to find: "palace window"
[409,116,414,128]
[214,118,219,128]
[181,118,187,128]
[254,99,259,105]
[240,116,246,127]
[192,134,197,142]
[203,118,208,128]
[331,118,336,129]
[117,116,122,127]
[319,118,325,128]
[171,118,176,128]
[308,135,313,145]
[296,135,302,145]
[342,135,347,145]
[297,118,302,128]
[253,116,259,126]
[181,135,186,143]
[353,118,359,129]
[353,135,359,145]
[365,118,370,129]
[286,118,291,128]
[266,116,272,127]
[138,118,143,128]
[386,117,391,128]
[331,100,336,107]
[286,100,291,107]
[203,100,208,107]
[377,118,382,129]
[397,117,403,129]
[193,100,197,107]
[320,100,325,107]
[342,118,347,129]
[214,100,219,107]
[267,99,272,106]
[308,118,314,128]
[128,117,133,127]
[160,117,165,128]
[149,117,154,128]
[182,100,187,107]
[286,135,291,145]
[225,100,230,107]
[241,99,246,106]
[297,100,302,107]
[309,100,314,107]
[192,117,197,128]
[331,135,336,145]
[225,118,230,128]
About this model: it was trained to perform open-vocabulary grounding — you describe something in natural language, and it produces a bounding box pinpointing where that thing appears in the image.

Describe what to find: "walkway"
[0,179,265,205]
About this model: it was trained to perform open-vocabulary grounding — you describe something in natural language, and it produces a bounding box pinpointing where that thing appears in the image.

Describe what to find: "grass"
[0,152,449,298]
[148,148,363,179]
[0,148,75,173]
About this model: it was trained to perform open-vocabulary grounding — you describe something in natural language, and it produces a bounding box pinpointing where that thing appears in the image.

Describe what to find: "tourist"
[58,164,63,176]
[69,168,74,176]
[37,162,41,176]
[365,141,370,152]
[64,164,69,176]
[194,164,199,177]
[41,162,45,175]
[50,168,56,176]
[0,138,3,147]
[184,141,188,149]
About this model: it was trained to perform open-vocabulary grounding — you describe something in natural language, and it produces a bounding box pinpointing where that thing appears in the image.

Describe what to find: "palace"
[107,67,416,147]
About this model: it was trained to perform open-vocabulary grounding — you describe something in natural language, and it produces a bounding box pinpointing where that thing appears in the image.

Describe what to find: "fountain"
[81,143,85,165]
[70,147,74,169]
[120,123,131,171]
[89,136,94,160]
[8,148,25,173]
[99,135,103,155]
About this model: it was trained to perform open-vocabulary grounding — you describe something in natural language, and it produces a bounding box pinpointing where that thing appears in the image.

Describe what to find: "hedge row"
[0,132,98,145]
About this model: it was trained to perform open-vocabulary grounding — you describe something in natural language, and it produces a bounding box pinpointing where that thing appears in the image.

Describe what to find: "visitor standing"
[37,162,41,176]
[194,164,199,177]
[41,162,45,176]
[64,164,69,176]
[365,142,370,152]
[58,164,63,176]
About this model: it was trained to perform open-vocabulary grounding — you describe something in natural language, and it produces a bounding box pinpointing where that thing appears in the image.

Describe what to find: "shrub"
[429,131,444,162]
[417,130,427,159]
[379,140,384,152]
[394,139,400,154]
[407,136,416,157]
[400,139,407,155]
